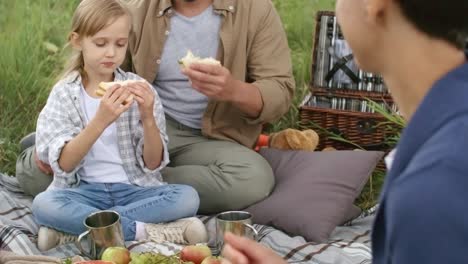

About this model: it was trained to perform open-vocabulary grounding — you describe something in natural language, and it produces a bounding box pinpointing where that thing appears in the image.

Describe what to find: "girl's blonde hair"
[60,0,131,80]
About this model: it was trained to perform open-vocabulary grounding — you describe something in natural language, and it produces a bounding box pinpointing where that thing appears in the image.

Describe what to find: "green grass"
[1,0,396,210]
[270,0,335,131]
[0,1,78,173]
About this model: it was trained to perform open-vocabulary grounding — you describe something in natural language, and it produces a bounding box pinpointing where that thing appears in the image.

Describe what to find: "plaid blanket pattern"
[0,173,375,263]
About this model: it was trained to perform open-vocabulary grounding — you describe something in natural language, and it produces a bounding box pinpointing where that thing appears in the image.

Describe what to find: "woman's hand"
[127,81,155,123]
[221,233,287,264]
[94,84,133,129]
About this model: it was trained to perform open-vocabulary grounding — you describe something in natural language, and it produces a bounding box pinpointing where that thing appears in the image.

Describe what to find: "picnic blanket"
[0,173,375,263]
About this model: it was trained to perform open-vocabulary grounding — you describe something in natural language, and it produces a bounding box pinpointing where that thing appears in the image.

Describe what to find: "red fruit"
[201,256,223,264]
[180,245,212,264]
[75,261,114,264]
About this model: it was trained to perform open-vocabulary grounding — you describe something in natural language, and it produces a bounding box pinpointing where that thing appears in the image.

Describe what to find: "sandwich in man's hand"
[178,50,221,69]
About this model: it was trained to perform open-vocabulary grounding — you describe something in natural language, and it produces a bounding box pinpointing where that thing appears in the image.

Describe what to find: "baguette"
[95,80,135,104]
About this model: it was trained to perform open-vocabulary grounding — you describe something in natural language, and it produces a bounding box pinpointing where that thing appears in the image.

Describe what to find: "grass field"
[1,1,393,209]
[0,1,79,174]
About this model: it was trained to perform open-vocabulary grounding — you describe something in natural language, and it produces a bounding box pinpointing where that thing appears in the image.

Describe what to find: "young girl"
[32,0,207,251]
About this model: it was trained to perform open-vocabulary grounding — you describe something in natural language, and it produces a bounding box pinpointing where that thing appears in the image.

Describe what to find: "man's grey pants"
[16,146,53,197]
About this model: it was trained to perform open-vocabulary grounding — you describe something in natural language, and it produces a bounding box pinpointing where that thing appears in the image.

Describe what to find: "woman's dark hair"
[396,0,468,49]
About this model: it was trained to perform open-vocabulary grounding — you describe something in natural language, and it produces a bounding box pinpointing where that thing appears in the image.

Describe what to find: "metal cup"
[75,210,125,260]
[216,211,258,254]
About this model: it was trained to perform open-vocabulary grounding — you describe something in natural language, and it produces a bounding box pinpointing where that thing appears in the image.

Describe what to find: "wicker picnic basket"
[300,11,400,169]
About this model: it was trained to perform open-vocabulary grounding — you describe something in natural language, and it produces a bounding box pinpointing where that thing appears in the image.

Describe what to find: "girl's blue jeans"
[32,181,199,241]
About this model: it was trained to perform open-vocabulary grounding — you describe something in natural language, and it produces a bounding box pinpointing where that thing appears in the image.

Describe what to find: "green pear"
[101,246,131,264]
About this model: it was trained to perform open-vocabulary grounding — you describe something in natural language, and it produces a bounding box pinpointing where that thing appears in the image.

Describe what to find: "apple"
[180,245,212,264]
[73,260,115,264]
[101,246,131,264]
[200,256,223,264]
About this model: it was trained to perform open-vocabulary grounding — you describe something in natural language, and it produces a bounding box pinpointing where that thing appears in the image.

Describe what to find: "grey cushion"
[245,148,383,242]
[343,204,363,223]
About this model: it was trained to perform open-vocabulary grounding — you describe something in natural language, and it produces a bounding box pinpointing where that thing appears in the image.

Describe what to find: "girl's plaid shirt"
[36,68,170,189]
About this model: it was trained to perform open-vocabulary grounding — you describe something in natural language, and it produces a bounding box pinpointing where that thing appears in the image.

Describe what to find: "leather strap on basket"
[325,53,360,84]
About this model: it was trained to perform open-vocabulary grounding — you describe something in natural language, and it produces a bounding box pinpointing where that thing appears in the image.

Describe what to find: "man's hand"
[182,64,263,117]
[182,63,239,102]
[221,233,286,264]
[34,150,53,175]
[127,81,155,123]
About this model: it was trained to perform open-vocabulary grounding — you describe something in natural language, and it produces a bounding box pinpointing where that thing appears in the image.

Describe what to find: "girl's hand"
[127,81,155,122]
[94,84,133,129]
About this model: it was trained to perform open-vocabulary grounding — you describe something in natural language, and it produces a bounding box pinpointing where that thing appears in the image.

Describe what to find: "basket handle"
[356,120,377,134]
[330,120,377,134]
[328,119,389,150]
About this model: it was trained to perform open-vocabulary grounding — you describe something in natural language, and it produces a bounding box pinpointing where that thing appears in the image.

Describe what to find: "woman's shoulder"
[406,118,468,176]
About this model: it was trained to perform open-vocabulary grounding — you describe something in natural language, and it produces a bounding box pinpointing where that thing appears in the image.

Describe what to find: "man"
[222,0,468,263]
[17,0,294,214]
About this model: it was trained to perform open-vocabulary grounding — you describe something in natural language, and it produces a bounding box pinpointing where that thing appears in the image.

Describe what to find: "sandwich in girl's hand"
[95,80,137,104]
